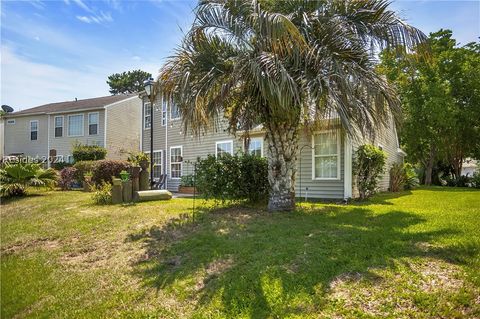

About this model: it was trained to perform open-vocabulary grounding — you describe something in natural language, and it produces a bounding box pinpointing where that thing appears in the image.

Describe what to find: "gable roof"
[5,94,137,117]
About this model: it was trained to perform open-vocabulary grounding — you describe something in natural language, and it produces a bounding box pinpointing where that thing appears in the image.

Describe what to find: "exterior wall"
[4,114,48,158]
[48,109,105,160]
[0,120,4,158]
[105,97,142,160]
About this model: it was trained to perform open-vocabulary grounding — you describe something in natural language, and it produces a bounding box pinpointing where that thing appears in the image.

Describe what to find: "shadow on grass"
[128,204,470,318]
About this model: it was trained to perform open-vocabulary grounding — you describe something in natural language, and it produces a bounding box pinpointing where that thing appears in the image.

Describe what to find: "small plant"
[119,170,130,181]
[0,163,57,197]
[354,144,387,200]
[91,182,112,205]
[390,162,419,192]
[180,174,195,187]
[127,151,149,166]
[73,160,97,183]
[58,167,77,190]
[72,142,107,162]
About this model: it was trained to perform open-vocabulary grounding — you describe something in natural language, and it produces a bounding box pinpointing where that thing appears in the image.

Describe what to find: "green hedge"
[195,154,268,203]
[353,144,386,200]
[92,160,131,185]
[72,144,107,162]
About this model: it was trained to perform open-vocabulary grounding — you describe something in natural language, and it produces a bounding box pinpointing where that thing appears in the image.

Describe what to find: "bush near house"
[72,143,107,162]
[91,160,131,185]
[195,154,268,203]
[354,144,386,200]
[472,172,480,189]
[0,163,57,197]
[73,161,97,182]
[58,167,77,191]
[389,163,419,192]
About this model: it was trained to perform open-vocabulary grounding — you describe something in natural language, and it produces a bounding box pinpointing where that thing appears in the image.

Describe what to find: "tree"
[106,70,152,95]
[158,0,425,211]
[0,163,57,197]
[379,30,480,184]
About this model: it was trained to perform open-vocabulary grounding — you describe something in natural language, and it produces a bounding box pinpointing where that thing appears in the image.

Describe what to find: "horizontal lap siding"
[49,110,105,158]
[4,115,48,158]
[106,98,142,160]
[295,132,345,199]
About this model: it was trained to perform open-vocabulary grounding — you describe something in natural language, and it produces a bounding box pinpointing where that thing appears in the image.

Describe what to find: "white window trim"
[145,150,163,176]
[144,102,152,130]
[54,115,64,138]
[6,119,15,125]
[215,140,233,158]
[67,114,84,137]
[170,146,183,180]
[88,112,99,136]
[30,120,39,141]
[311,130,341,180]
[162,99,167,126]
[248,137,264,157]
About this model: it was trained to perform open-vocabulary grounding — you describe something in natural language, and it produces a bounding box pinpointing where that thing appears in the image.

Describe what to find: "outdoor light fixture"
[143,77,156,189]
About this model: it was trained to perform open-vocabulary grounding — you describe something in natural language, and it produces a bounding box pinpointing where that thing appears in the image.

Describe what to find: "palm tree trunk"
[265,122,299,211]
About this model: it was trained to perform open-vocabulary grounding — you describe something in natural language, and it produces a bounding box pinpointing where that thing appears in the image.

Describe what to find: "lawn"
[1,187,479,318]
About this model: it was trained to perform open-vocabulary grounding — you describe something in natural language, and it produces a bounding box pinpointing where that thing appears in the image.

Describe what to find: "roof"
[5,94,137,117]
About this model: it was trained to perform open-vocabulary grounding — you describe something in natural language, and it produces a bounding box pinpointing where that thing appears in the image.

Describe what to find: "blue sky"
[1,0,479,111]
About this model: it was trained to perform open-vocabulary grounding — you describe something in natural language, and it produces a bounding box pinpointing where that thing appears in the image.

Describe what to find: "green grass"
[1,187,479,318]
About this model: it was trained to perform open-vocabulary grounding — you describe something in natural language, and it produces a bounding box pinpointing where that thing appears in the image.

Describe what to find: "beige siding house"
[3,95,142,164]
[141,94,404,199]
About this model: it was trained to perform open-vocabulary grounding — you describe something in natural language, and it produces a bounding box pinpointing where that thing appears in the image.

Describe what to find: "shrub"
[51,161,72,171]
[92,160,131,185]
[472,172,480,189]
[72,143,107,162]
[180,174,195,187]
[58,167,77,190]
[354,144,386,200]
[195,153,268,203]
[444,174,472,187]
[389,162,419,192]
[91,182,112,205]
[73,160,97,182]
[0,163,57,197]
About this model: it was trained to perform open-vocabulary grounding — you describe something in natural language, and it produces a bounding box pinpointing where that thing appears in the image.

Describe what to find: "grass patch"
[1,187,479,318]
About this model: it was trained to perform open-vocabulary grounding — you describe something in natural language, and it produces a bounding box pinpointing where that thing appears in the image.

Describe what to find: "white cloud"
[0,46,108,110]
[76,12,113,24]
[71,0,93,13]
[132,56,141,61]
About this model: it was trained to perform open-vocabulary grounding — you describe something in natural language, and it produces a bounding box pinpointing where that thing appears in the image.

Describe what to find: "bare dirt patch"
[195,256,234,291]
[1,238,59,255]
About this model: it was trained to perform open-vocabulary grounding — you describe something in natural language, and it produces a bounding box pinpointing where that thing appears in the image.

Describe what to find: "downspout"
[47,114,50,168]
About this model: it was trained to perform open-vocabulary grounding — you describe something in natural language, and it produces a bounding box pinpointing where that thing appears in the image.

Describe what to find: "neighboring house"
[3,95,142,164]
[462,158,478,177]
[140,94,405,199]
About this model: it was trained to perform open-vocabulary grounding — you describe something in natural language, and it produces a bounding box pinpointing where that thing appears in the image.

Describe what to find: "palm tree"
[158,0,425,211]
[0,163,57,197]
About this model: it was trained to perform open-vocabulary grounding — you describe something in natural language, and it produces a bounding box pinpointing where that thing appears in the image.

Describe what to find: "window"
[30,120,38,141]
[144,102,152,129]
[153,150,162,178]
[88,112,98,135]
[161,100,167,126]
[170,101,180,120]
[312,131,340,179]
[248,137,263,157]
[54,116,63,137]
[216,140,233,158]
[6,119,15,125]
[68,114,84,136]
[170,146,182,179]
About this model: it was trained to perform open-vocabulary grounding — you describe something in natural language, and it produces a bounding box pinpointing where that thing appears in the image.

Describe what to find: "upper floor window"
[216,140,233,158]
[248,137,263,157]
[144,102,151,129]
[54,116,63,137]
[170,101,180,120]
[170,146,183,179]
[153,150,163,178]
[162,100,167,126]
[88,112,99,135]
[30,120,38,141]
[68,114,84,137]
[313,131,340,179]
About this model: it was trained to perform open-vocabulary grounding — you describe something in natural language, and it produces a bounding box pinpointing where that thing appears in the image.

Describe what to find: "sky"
[1,0,479,111]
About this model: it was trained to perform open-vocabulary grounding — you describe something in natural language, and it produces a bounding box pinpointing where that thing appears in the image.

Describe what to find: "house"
[462,158,478,177]
[2,95,142,165]
[140,94,405,199]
